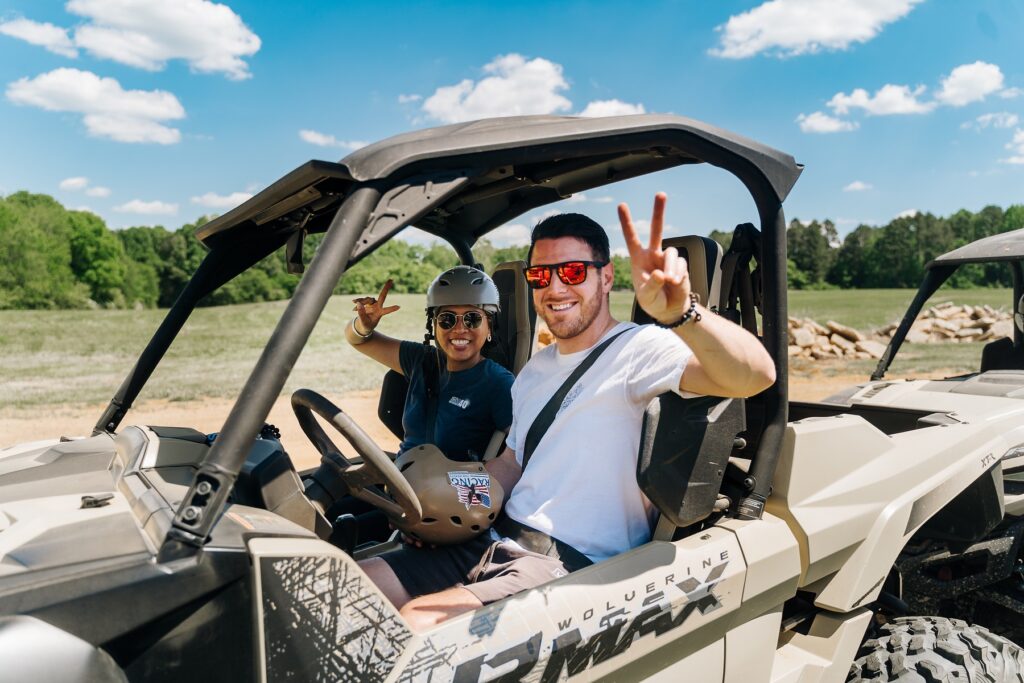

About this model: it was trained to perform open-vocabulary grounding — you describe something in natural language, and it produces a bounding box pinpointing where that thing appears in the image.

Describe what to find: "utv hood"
[0,436,152,578]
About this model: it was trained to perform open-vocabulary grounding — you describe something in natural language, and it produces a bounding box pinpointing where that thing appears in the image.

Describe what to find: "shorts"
[379,534,572,605]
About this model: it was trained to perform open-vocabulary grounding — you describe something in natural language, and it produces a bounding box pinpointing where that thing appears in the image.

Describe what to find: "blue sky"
[1,0,1022,254]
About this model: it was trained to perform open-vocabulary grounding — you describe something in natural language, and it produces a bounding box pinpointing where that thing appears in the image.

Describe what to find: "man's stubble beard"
[542,290,605,340]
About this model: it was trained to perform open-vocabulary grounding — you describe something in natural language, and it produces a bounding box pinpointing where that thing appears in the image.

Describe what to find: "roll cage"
[90,114,803,559]
[872,227,1024,380]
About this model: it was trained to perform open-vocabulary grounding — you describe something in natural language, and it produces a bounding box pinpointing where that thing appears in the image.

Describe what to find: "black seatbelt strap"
[492,515,593,571]
[495,327,628,571]
[521,328,628,470]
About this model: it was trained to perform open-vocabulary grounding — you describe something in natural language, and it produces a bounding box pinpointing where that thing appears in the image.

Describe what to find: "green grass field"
[0,287,1014,409]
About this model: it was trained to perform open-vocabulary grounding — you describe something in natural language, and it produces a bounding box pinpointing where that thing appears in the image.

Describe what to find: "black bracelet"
[654,293,702,329]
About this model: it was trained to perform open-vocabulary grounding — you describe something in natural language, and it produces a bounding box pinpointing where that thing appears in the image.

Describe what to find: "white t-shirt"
[503,322,693,563]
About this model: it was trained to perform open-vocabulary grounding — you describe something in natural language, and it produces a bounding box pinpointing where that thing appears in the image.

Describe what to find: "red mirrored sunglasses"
[524,260,608,289]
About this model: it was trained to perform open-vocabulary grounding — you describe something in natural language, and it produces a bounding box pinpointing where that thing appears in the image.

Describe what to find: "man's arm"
[619,193,775,399]
[485,446,522,496]
[671,304,775,397]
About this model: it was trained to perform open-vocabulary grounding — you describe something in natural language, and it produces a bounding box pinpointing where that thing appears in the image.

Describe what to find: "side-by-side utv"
[1,115,1021,682]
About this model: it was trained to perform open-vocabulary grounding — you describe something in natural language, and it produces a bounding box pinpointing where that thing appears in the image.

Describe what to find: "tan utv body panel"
[772,610,873,683]
[250,517,815,682]
[769,380,1024,613]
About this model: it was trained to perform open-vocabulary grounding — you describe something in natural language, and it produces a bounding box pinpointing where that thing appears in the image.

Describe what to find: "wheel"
[291,388,422,526]
[847,616,1024,682]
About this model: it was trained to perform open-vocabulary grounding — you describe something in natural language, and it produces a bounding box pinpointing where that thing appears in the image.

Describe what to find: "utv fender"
[0,616,127,682]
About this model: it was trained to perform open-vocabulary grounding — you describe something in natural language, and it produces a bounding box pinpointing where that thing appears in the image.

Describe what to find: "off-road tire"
[847,617,1024,682]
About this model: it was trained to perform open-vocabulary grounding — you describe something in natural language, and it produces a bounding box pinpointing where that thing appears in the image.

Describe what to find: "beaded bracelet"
[654,293,702,329]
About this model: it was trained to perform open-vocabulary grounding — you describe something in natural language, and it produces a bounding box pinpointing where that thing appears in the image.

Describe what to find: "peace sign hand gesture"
[618,193,691,324]
[351,279,401,335]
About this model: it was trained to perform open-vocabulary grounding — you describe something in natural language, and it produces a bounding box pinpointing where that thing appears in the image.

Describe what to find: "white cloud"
[487,223,531,246]
[6,68,185,144]
[578,99,646,117]
[999,87,1022,100]
[0,18,78,57]
[190,191,253,209]
[814,62,1013,134]
[398,93,421,104]
[59,176,89,191]
[828,84,934,116]
[564,193,615,205]
[843,180,872,192]
[531,209,562,227]
[1002,129,1024,165]
[298,129,367,150]
[934,61,1005,107]
[66,0,260,80]
[796,111,858,133]
[711,0,923,59]
[59,176,111,196]
[422,54,572,123]
[895,209,919,219]
[962,112,1019,131]
[114,199,178,215]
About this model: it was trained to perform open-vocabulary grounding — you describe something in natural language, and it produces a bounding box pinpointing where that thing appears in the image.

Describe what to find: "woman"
[345,265,514,461]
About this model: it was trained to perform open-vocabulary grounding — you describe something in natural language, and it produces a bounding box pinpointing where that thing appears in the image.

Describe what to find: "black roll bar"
[871,266,956,381]
[736,203,788,520]
[94,230,292,434]
[159,186,381,557]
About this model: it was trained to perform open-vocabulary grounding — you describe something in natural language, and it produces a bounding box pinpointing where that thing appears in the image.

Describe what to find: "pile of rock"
[875,302,1014,344]
[536,321,555,348]
[788,318,886,360]
[541,302,1015,361]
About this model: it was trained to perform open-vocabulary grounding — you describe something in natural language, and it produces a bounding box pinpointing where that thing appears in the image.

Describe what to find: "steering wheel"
[290,388,422,526]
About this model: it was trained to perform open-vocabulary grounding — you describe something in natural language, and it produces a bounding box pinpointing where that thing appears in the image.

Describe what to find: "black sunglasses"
[524,260,608,289]
[436,310,485,330]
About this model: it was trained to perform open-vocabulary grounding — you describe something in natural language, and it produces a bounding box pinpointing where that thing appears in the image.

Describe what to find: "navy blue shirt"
[398,341,514,461]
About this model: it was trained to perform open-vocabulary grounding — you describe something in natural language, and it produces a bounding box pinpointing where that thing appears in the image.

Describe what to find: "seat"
[485,261,536,376]
[630,235,745,536]
[980,294,1024,372]
[377,261,536,456]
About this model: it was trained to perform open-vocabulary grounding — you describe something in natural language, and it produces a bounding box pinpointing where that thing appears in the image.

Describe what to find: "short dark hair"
[529,213,610,264]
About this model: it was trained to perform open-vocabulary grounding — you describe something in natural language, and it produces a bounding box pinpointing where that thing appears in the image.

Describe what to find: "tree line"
[709,204,1024,290]
[1,191,1021,310]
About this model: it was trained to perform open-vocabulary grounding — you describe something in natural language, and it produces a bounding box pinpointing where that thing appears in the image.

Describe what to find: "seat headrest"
[486,261,536,375]
[632,236,723,324]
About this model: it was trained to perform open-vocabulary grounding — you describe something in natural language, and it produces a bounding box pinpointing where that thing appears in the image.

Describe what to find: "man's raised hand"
[618,192,691,324]
[352,279,401,334]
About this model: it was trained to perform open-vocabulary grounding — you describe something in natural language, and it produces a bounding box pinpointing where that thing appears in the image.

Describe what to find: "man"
[360,193,775,631]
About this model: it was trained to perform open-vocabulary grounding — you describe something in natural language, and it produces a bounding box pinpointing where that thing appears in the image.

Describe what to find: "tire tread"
[847,617,1024,682]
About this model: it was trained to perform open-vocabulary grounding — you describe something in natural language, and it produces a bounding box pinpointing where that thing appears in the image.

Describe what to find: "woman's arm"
[346,279,404,374]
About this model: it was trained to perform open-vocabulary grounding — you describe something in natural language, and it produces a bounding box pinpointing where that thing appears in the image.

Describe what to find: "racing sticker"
[260,555,410,683]
[448,471,492,509]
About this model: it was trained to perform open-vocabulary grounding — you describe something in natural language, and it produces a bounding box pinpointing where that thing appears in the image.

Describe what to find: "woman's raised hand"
[352,279,401,334]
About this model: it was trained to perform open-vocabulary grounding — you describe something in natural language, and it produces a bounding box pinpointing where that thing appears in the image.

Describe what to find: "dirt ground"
[0,371,884,470]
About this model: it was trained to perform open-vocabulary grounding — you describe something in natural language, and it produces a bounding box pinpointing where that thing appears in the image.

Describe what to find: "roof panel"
[929,227,1024,267]
[196,114,802,247]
